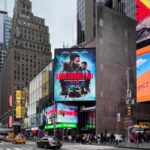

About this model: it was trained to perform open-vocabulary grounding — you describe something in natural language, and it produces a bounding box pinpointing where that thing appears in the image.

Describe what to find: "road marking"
[62,144,116,150]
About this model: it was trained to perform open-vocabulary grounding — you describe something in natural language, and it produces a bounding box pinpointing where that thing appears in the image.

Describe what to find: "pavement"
[118,142,150,150]
[10,140,150,150]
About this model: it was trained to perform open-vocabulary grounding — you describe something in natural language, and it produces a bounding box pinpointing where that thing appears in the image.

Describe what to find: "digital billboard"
[136,45,150,102]
[136,0,150,44]
[16,90,26,118]
[54,48,96,101]
[56,103,78,124]
[41,105,56,126]
[85,112,96,129]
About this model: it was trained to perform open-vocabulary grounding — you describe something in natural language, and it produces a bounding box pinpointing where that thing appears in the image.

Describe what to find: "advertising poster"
[54,48,96,101]
[136,46,150,102]
[41,105,56,126]
[56,103,78,124]
[136,0,150,44]
[86,112,96,129]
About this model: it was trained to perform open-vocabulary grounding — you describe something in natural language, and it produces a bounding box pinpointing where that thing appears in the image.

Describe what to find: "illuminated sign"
[8,116,12,128]
[41,105,56,126]
[16,90,26,118]
[44,123,77,129]
[136,0,150,44]
[136,45,150,102]
[57,103,78,123]
[54,48,96,101]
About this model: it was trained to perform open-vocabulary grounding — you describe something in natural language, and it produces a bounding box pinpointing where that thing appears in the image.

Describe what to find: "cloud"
[137,58,148,68]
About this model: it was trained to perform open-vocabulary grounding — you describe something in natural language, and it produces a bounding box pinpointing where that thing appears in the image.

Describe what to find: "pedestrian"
[68,135,72,143]
[97,133,101,144]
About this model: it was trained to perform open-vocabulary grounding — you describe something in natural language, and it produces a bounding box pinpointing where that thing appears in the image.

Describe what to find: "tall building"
[77,0,96,44]
[77,0,136,45]
[0,11,12,48]
[0,0,52,126]
[0,11,12,72]
[0,43,7,72]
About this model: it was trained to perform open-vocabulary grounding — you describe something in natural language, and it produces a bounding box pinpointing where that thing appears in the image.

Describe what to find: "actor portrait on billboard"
[54,48,96,101]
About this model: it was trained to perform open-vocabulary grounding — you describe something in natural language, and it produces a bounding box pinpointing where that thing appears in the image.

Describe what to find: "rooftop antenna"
[4,0,7,12]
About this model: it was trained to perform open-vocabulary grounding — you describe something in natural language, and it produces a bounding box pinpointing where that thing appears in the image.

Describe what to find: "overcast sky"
[0,0,77,57]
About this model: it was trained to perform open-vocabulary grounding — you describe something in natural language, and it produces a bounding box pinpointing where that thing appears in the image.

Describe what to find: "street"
[0,142,137,150]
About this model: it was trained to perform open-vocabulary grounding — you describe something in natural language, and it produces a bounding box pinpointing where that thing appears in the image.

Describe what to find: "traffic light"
[128,106,132,116]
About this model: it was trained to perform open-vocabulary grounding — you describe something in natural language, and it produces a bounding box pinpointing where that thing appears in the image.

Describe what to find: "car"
[13,134,26,144]
[36,136,62,149]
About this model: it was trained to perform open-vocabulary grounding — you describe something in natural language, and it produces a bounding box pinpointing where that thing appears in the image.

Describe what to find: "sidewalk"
[118,142,150,150]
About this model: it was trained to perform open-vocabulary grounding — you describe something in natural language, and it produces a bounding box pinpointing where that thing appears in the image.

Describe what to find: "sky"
[0,0,77,57]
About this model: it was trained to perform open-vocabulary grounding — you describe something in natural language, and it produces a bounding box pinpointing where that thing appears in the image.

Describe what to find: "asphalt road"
[0,141,137,150]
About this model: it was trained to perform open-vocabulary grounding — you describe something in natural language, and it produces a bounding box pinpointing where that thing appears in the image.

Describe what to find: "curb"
[117,145,150,150]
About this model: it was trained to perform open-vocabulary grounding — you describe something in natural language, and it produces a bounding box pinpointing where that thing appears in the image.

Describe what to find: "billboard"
[56,103,78,124]
[41,105,56,126]
[136,45,150,102]
[16,90,26,118]
[136,0,150,44]
[54,48,96,101]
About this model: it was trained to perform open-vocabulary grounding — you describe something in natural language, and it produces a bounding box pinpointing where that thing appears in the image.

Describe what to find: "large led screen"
[136,0,150,44]
[136,45,150,102]
[56,103,78,123]
[54,48,96,101]
[41,105,56,126]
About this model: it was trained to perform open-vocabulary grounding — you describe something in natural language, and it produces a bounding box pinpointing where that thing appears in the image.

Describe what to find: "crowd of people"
[130,130,150,143]
[64,131,125,145]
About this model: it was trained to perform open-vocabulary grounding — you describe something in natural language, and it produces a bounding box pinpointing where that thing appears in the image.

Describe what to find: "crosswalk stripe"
[62,144,116,150]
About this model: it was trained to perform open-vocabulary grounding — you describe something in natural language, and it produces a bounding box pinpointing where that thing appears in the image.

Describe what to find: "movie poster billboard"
[54,48,96,101]
[136,0,150,44]
[41,105,56,126]
[136,45,150,102]
[56,103,78,123]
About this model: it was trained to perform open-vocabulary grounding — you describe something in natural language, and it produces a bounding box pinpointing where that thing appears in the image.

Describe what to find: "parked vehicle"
[36,136,62,149]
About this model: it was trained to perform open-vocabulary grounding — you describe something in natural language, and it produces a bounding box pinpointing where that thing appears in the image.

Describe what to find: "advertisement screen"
[41,105,56,126]
[16,90,26,119]
[85,112,96,129]
[54,48,96,101]
[136,45,150,102]
[56,103,78,123]
[136,0,150,44]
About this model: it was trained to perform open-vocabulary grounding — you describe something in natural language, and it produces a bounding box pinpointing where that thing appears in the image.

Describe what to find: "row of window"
[14,40,50,53]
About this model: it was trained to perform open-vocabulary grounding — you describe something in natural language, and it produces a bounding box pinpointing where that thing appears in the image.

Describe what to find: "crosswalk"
[0,147,34,150]
[62,144,116,150]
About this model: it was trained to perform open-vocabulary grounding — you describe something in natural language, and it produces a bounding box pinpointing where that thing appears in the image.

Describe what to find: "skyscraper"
[77,0,96,44]
[77,0,136,45]
[0,11,12,48]
[0,0,52,126]
[0,11,12,72]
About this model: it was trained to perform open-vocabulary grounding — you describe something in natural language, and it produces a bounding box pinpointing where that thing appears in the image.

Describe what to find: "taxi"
[13,134,26,144]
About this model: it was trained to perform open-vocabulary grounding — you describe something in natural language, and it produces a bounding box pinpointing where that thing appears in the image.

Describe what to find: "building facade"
[0,0,52,126]
[0,11,12,72]
[0,11,12,48]
[77,0,96,44]
[28,63,53,129]
[96,4,136,134]
[77,0,136,45]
